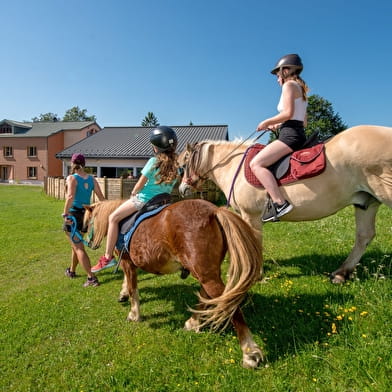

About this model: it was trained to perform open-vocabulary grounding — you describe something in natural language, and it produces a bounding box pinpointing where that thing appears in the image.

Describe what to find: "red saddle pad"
[244,143,326,188]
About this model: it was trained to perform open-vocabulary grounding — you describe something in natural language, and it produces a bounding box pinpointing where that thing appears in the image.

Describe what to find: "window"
[3,146,13,157]
[27,167,37,178]
[0,125,11,134]
[27,146,37,157]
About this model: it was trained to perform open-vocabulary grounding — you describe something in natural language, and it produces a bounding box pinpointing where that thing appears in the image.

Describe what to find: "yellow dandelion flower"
[360,311,368,317]
[361,334,367,338]
[331,323,337,334]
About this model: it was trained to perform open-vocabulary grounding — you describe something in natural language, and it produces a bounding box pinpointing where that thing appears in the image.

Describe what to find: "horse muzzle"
[179,182,194,197]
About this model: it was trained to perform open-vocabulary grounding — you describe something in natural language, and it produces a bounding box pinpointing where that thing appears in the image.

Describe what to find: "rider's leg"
[250,140,292,205]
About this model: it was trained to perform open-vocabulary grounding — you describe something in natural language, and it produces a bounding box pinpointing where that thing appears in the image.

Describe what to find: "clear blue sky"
[2,0,391,140]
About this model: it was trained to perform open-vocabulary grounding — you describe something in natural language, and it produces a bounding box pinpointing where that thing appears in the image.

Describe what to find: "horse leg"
[184,287,207,333]
[121,260,141,322]
[118,273,129,302]
[232,308,264,369]
[330,203,379,283]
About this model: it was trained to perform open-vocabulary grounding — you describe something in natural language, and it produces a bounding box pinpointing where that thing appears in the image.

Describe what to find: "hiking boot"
[262,200,293,222]
[65,267,76,278]
[83,276,100,287]
[91,255,117,273]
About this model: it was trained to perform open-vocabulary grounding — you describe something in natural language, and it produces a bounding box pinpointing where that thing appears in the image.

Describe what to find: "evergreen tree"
[141,112,159,127]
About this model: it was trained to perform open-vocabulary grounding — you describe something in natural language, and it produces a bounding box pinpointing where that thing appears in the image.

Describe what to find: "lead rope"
[67,215,90,247]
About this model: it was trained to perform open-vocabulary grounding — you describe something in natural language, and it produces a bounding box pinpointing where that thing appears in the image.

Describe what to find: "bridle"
[183,129,269,188]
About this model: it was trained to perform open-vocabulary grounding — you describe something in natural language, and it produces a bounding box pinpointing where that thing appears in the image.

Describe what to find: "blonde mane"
[85,199,124,248]
[189,139,251,175]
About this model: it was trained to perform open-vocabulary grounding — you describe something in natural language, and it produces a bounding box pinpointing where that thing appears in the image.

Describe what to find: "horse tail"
[196,207,262,331]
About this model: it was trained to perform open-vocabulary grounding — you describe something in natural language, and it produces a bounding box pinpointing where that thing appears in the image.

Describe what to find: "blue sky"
[2,0,392,141]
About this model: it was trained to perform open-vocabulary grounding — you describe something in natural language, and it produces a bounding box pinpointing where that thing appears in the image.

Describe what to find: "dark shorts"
[63,208,86,233]
[278,120,306,150]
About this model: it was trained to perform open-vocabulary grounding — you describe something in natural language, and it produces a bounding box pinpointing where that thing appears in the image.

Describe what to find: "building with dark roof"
[0,119,100,183]
[56,125,228,178]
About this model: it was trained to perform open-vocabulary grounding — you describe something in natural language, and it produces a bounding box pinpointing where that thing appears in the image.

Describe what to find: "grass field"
[0,185,391,392]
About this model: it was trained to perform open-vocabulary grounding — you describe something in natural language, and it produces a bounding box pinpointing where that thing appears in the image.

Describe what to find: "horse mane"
[89,199,124,248]
[190,139,251,174]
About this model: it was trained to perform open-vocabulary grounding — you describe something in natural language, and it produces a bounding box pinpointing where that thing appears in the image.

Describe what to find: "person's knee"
[250,158,266,171]
[109,212,120,224]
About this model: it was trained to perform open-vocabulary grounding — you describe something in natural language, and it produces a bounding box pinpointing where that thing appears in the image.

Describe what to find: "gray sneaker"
[262,200,293,222]
[65,267,76,278]
[83,276,100,287]
[276,200,293,218]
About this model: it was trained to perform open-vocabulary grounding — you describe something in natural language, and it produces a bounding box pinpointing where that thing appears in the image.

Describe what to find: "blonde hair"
[154,151,179,184]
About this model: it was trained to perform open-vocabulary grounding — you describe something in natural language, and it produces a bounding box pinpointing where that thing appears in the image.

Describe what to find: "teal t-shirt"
[137,157,177,203]
[70,174,94,210]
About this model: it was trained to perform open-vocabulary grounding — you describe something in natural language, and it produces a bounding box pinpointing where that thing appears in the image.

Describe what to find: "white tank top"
[277,85,307,122]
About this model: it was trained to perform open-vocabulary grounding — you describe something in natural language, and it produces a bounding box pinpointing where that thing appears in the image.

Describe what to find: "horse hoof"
[330,273,346,284]
[242,348,264,369]
[126,314,141,322]
[118,295,129,303]
[184,318,201,332]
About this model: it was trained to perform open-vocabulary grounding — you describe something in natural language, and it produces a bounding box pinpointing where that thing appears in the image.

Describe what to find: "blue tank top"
[71,174,94,210]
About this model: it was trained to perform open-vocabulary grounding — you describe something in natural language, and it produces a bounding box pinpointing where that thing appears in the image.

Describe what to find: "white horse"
[179,125,392,283]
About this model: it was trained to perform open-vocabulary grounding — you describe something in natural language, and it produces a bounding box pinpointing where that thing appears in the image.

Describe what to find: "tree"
[141,112,159,127]
[63,106,96,122]
[306,94,346,140]
[32,113,59,122]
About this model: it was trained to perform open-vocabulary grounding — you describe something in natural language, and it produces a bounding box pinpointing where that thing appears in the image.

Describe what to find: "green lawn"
[0,185,391,392]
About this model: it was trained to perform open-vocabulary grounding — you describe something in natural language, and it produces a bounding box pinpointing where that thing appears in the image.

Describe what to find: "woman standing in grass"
[91,126,179,273]
[63,153,105,287]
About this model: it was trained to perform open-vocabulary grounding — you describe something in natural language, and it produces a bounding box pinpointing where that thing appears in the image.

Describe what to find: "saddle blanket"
[116,205,169,250]
[244,143,326,188]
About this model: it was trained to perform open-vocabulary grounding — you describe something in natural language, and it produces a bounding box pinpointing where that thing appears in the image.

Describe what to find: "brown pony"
[84,198,263,368]
[179,125,392,283]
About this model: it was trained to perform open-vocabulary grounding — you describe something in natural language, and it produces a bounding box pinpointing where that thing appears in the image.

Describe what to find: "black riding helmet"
[271,53,303,75]
[150,126,178,153]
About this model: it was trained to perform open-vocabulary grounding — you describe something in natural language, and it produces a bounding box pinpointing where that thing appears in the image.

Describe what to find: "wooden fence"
[44,176,225,204]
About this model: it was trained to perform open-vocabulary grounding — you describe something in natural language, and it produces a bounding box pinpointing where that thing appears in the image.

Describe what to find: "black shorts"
[63,208,86,233]
[278,120,306,150]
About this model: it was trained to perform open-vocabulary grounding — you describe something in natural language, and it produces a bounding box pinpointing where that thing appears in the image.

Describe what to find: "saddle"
[117,193,172,249]
[244,141,326,188]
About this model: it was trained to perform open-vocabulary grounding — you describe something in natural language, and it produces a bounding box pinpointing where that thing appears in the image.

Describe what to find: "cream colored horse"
[179,125,392,283]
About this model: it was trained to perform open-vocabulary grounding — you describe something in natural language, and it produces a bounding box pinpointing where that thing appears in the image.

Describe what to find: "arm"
[130,175,148,197]
[63,175,76,216]
[93,178,105,201]
[257,82,297,131]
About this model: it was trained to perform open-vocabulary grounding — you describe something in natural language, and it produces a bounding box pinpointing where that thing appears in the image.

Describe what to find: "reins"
[199,130,260,179]
[185,129,269,206]
[225,130,268,207]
